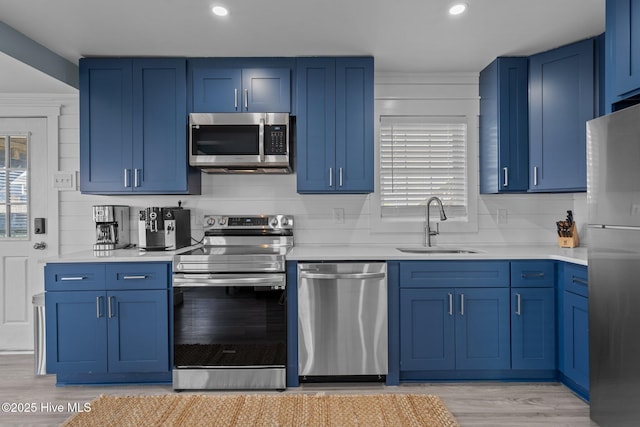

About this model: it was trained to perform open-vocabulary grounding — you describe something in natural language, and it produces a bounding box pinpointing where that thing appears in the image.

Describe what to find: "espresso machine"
[138,207,191,251]
[93,205,130,251]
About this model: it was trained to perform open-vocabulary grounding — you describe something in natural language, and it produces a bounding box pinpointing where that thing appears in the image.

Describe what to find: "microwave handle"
[234,88,238,111]
[259,117,265,162]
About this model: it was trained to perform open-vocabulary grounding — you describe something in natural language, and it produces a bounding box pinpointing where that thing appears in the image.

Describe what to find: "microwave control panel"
[265,125,287,155]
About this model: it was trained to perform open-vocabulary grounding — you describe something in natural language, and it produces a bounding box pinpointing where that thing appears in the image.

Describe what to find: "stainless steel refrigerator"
[587,102,640,426]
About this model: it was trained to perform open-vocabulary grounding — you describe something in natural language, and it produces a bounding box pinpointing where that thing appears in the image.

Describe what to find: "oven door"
[172,273,286,390]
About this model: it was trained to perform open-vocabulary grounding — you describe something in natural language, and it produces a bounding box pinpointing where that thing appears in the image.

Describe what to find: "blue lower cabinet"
[399,287,510,374]
[400,289,455,371]
[107,290,169,373]
[45,291,108,375]
[511,288,556,370]
[562,290,590,395]
[45,262,171,384]
[455,288,511,370]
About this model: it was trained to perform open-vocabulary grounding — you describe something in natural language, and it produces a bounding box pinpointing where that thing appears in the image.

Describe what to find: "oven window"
[192,125,259,155]
[174,286,286,367]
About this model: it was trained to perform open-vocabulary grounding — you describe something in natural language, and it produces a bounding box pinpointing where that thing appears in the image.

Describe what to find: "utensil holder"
[558,223,579,248]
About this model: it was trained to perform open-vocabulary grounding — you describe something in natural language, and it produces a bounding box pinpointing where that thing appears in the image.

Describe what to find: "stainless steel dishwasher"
[297,262,387,380]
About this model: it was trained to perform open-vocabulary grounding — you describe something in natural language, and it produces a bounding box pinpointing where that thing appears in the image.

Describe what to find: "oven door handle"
[173,274,285,287]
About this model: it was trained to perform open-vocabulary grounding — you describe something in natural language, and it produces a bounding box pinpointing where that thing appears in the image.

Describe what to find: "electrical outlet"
[332,208,345,224]
[497,208,508,225]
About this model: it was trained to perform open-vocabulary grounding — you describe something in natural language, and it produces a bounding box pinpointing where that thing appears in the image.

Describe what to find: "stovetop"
[173,214,293,273]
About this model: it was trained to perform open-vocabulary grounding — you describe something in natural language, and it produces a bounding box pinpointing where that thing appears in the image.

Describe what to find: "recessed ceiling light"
[212,5,229,17]
[449,2,468,16]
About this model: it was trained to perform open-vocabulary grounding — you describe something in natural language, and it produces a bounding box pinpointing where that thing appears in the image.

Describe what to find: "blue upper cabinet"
[188,59,291,113]
[607,0,640,110]
[80,58,200,194]
[479,57,529,193]
[529,38,595,192]
[296,56,374,193]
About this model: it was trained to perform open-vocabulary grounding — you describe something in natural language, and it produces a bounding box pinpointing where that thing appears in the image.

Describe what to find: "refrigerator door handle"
[588,224,640,231]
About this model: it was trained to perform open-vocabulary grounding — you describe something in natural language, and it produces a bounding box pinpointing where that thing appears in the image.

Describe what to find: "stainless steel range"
[172,214,293,391]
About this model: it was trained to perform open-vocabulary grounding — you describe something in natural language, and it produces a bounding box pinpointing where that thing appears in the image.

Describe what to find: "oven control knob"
[270,217,279,227]
[205,216,216,226]
[219,217,227,226]
[281,217,290,227]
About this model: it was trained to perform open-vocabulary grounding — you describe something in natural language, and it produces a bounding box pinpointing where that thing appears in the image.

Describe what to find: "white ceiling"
[0,0,605,94]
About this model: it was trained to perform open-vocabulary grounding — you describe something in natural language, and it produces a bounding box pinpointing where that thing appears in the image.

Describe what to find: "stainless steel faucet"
[425,197,447,247]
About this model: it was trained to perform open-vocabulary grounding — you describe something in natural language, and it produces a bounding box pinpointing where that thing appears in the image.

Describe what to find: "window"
[379,116,468,219]
[0,134,29,238]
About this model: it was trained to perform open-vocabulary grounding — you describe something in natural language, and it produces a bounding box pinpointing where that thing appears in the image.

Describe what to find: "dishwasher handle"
[299,271,386,280]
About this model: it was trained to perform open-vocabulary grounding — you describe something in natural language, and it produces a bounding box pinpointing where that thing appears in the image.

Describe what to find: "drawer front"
[399,261,510,288]
[563,263,588,297]
[106,262,170,290]
[45,263,106,291]
[511,261,555,287]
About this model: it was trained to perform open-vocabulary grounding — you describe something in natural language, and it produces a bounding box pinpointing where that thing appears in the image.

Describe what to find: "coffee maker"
[138,207,191,251]
[93,205,130,251]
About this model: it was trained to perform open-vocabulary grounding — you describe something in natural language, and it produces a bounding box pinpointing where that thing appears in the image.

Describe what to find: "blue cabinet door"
[296,57,374,194]
[511,288,556,370]
[400,289,455,371]
[296,57,336,192]
[608,0,640,102]
[243,68,291,112]
[563,291,590,393]
[455,288,510,370]
[191,68,242,112]
[132,58,194,193]
[529,38,595,192]
[335,57,374,193]
[107,290,169,373]
[479,57,529,193]
[79,58,133,193]
[45,291,108,375]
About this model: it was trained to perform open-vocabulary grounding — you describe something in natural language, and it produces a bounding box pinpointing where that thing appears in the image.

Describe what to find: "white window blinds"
[379,116,468,218]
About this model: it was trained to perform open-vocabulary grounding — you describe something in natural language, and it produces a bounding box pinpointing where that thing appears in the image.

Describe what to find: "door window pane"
[0,134,28,239]
[0,136,5,169]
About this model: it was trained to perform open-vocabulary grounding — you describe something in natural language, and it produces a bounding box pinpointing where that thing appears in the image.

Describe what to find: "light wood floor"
[0,354,597,426]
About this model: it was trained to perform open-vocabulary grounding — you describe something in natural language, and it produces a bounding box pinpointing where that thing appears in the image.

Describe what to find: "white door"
[0,118,49,350]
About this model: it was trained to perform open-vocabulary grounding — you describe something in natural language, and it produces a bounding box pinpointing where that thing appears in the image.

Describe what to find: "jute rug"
[61,393,459,426]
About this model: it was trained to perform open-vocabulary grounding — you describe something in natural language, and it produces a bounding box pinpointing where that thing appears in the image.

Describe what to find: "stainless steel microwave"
[189,113,291,173]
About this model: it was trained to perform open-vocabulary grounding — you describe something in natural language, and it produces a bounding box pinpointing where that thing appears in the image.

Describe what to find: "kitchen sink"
[396,247,480,254]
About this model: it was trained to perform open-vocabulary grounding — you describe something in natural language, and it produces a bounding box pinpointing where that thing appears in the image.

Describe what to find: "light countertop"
[42,244,588,265]
[286,244,588,265]
[40,245,200,264]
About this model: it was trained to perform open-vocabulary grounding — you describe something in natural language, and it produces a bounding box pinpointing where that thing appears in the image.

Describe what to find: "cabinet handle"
[460,293,465,316]
[522,272,545,278]
[329,167,333,187]
[515,293,522,316]
[572,277,588,286]
[123,275,147,280]
[123,169,130,188]
[339,168,343,187]
[96,296,102,318]
[60,276,86,281]
[244,89,248,110]
[234,88,238,110]
[533,166,539,186]
[448,293,453,316]
[134,168,140,188]
[503,167,508,187]
[108,296,114,318]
